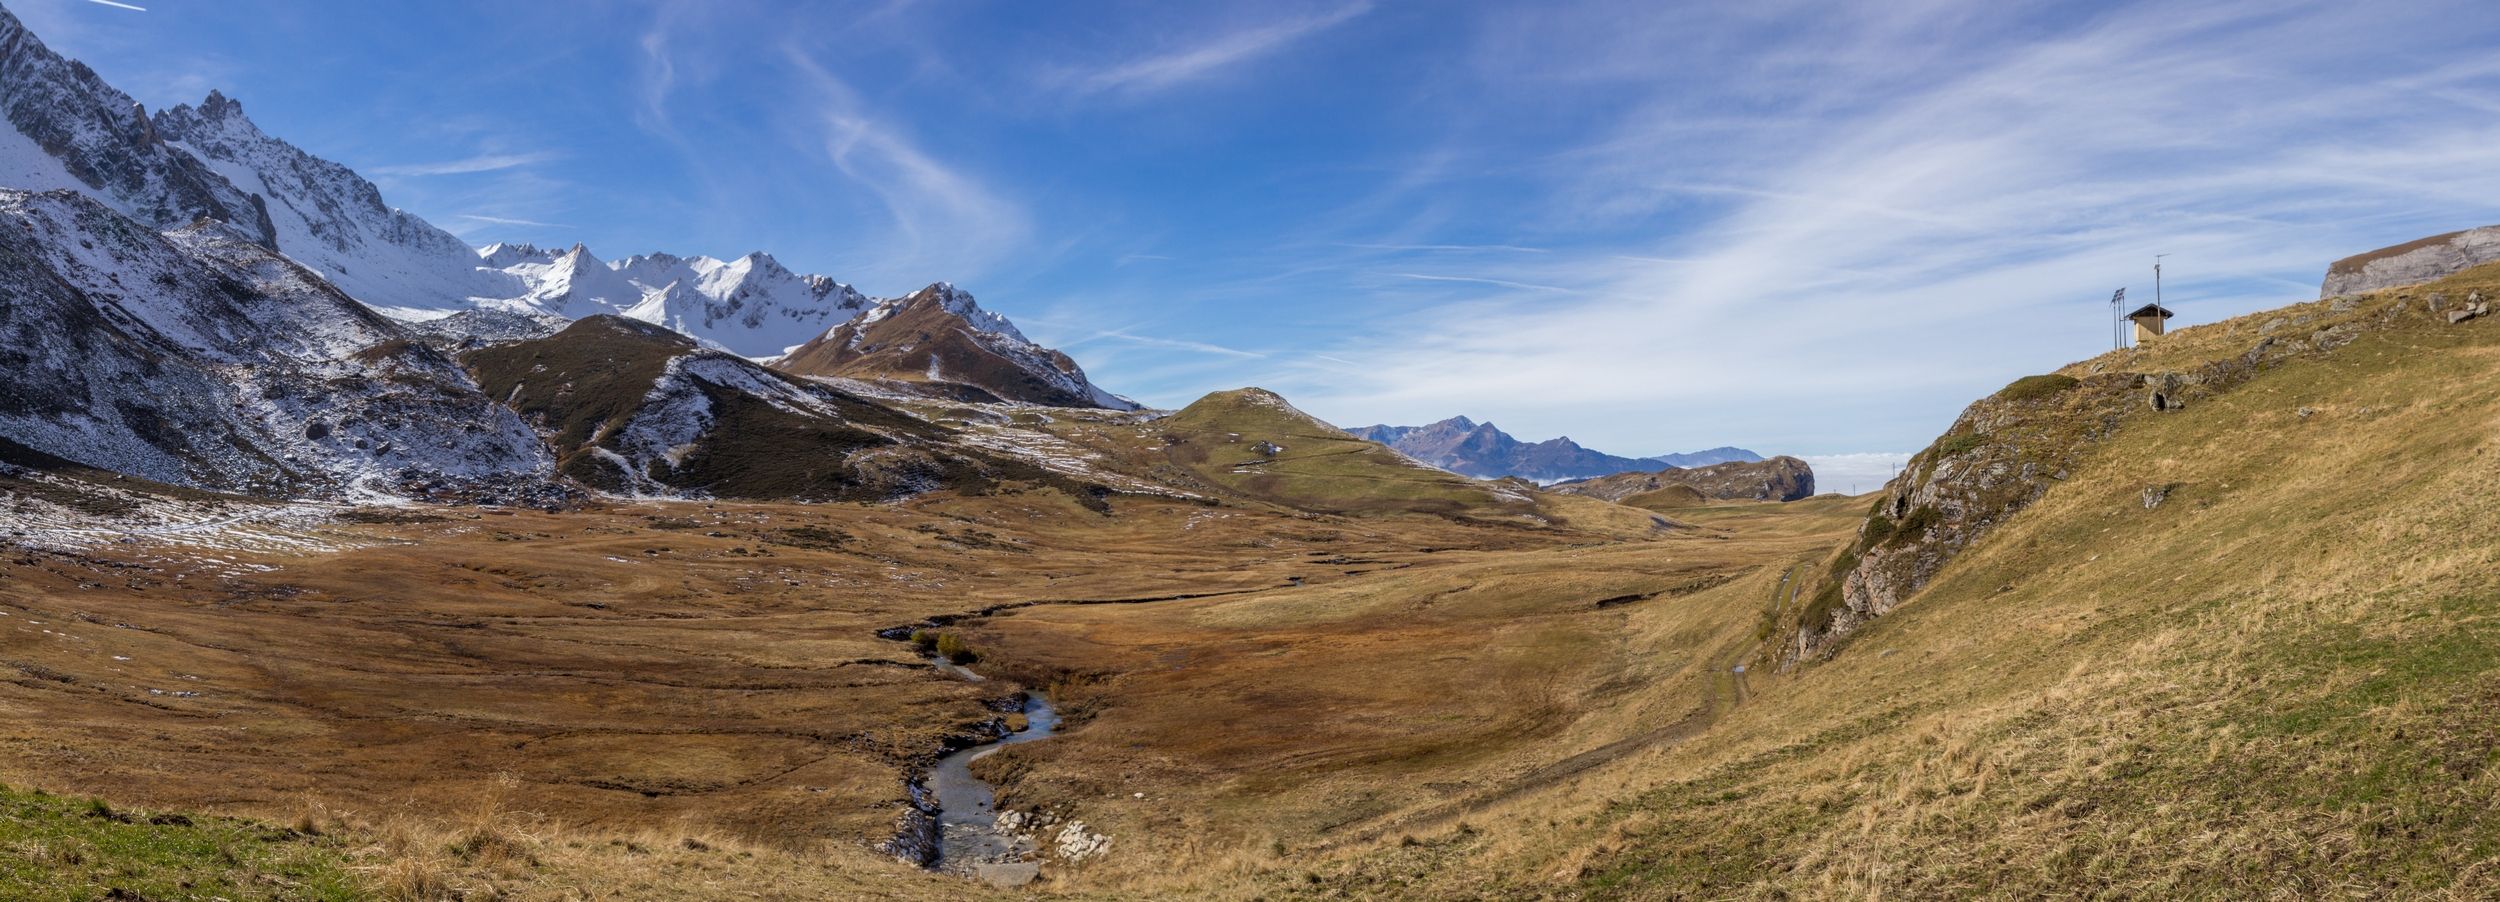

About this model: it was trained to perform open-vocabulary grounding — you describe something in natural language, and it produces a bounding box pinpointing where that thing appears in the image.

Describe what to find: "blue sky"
[21,0,2500,489]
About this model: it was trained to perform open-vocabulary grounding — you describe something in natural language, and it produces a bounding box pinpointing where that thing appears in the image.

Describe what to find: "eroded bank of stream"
[876,588,1299,885]
[884,639,1086,888]
[927,674,1059,886]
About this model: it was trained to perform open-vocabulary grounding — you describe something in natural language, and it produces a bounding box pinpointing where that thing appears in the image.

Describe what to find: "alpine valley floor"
[0,420,1864,899]
[14,266,2500,899]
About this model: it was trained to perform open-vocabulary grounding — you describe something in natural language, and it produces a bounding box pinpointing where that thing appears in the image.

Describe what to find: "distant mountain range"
[1345,416,1761,483]
[0,2,1123,413]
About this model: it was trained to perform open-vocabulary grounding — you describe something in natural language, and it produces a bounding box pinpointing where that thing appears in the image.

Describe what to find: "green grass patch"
[935,632,978,665]
[1995,374,2081,403]
[1934,431,1984,457]
[0,785,365,901]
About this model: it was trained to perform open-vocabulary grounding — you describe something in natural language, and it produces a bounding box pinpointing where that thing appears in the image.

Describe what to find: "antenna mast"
[2155,254,2171,337]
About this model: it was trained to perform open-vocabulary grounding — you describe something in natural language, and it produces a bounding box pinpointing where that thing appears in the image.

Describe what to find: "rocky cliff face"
[2321,225,2500,297]
[0,188,553,499]
[1550,456,1815,503]
[149,91,502,319]
[0,5,274,244]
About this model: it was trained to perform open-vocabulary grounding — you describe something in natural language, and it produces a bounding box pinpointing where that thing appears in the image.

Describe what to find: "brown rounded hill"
[775,284,1112,408]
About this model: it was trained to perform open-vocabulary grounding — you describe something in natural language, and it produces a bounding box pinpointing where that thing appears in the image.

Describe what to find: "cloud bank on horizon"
[21,0,2500,460]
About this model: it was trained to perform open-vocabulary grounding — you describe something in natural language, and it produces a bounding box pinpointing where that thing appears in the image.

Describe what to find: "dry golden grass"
[0,449,1740,897]
[20,273,2493,898]
[1248,266,2500,899]
[949,495,1867,892]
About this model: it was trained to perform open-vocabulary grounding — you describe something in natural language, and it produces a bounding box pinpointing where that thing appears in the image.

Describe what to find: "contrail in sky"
[83,0,147,10]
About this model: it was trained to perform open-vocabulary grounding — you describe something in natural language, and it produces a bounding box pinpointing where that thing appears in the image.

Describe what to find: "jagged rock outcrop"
[1347,416,1761,482]
[404,308,570,353]
[0,188,553,498]
[1551,456,1814,503]
[775,283,1134,410]
[0,5,274,244]
[149,90,504,318]
[2321,225,2500,298]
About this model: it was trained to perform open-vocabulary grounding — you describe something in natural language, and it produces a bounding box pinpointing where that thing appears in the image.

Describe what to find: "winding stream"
[922,655,1060,886]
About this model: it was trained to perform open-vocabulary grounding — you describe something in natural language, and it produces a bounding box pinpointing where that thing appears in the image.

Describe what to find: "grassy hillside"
[1146,388,1546,518]
[462,316,691,475]
[1279,264,2500,898]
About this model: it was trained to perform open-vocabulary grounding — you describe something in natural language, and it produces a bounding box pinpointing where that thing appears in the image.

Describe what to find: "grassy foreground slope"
[0,784,361,901]
[1284,266,2500,898]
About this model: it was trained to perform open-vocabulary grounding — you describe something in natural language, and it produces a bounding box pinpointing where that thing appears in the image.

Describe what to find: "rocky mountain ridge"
[478,242,873,358]
[1549,456,1816,504]
[0,5,273,245]
[1347,416,1760,482]
[149,90,503,319]
[460,315,1085,502]
[2321,224,2500,297]
[776,283,1135,410]
[0,2,1128,416]
[0,188,553,500]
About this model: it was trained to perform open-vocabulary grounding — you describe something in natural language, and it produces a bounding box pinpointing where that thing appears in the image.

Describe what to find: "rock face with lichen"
[2320,225,2500,297]
[1795,375,2120,666]
[1782,286,2460,667]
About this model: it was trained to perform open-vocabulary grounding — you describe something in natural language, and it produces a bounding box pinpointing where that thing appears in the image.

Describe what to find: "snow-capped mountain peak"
[148,90,503,320]
[777,281,1133,410]
[477,241,553,268]
[476,242,873,357]
[0,3,1125,407]
[863,282,1028,342]
[0,4,276,246]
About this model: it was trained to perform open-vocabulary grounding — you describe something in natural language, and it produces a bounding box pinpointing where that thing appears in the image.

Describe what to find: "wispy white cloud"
[1057,4,1371,98]
[783,46,1031,285]
[1061,328,1268,359]
[1344,242,1548,254]
[370,152,558,177]
[453,213,570,229]
[1395,273,1572,293]
[1266,0,2500,454]
[632,0,699,135]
